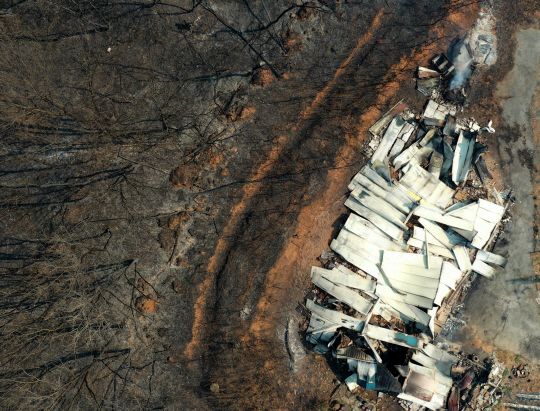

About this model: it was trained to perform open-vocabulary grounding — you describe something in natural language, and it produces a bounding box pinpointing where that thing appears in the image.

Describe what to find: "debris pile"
[301,44,514,411]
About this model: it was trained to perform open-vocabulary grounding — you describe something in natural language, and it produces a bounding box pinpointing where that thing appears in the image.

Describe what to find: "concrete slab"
[449,29,540,361]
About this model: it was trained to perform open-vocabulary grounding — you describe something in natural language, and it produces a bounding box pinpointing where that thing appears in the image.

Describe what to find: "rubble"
[301,36,515,411]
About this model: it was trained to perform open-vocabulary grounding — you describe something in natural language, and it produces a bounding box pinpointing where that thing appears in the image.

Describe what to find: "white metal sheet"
[439,261,462,289]
[419,218,466,249]
[382,269,440,289]
[311,271,374,314]
[476,249,507,267]
[433,184,455,209]
[394,144,420,170]
[374,300,415,323]
[364,324,424,349]
[371,116,405,164]
[354,173,410,214]
[389,138,406,158]
[344,212,392,239]
[452,130,467,184]
[351,188,408,229]
[345,197,404,241]
[452,245,472,272]
[445,201,472,213]
[422,344,459,364]
[414,206,474,231]
[381,261,442,279]
[330,240,381,278]
[445,202,478,221]
[379,297,431,326]
[413,226,445,248]
[411,352,453,376]
[409,363,453,386]
[472,258,498,278]
[312,266,376,294]
[478,198,505,216]
[361,165,393,190]
[383,250,443,271]
[473,216,497,239]
[407,238,454,259]
[459,133,476,182]
[375,283,434,309]
[336,229,382,264]
[387,278,438,299]
[306,299,365,331]
[345,214,407,252]
[452,227,476,241]
[434,283,451,306]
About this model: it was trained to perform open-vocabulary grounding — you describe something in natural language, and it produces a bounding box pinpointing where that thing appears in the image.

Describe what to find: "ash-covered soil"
[3,1,537,410]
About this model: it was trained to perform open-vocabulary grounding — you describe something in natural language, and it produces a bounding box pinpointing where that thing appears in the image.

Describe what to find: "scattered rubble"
[301,28,516,411]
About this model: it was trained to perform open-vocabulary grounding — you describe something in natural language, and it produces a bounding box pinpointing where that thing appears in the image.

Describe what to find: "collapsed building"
[302,39,510,411]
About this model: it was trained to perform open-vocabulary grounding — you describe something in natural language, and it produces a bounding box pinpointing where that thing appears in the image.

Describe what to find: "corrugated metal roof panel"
[445,201,472,213]
[411,352,453,376]
[407,237,454,259]
[382,269,440,288]
[383,250,439,268]
[459,132,476,182]
[378,297,431,326]
[330,240,381,279]
[476,249,507,267]
[452,131,467,184]
[445,202,478,220]
[414,206,474,231]
[405,373,437,400]
[434,283,451,306]
[419,218,467,249]
[369,100,407,136]
[312,266,376,294]
[422,344,460,364]
[357,360,377,382]
[306,299,364,331]
[372,362,403,393]
[440,262,462,289]
[306,313,337,344]
[374,300,415,323]
[389,138,406,159]
[472,258,498,278]
[409,362,453,386]
[336,346,374,361]
[364,324,424,350]
[478,198,505,216]
[473,216,497,237]
[361,165,393,190]
[354,173,411,214]
[351,188,408,229]
[376,283,434,309]
[452,245,472,272]
[452,227,477,241]
[394,144,420,171]
[371,116,406,164]
[335,230,382,265]
[413,226,445,248]
[345,214,407,252]
[383,278,438,299]
[311,271,373,314]
[345,196,404,241]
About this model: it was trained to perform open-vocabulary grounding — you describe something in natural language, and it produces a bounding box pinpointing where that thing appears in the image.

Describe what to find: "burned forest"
[1,1,540,411]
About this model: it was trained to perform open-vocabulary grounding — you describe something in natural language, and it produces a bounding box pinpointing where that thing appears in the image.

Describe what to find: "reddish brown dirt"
[252,67,275,87]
